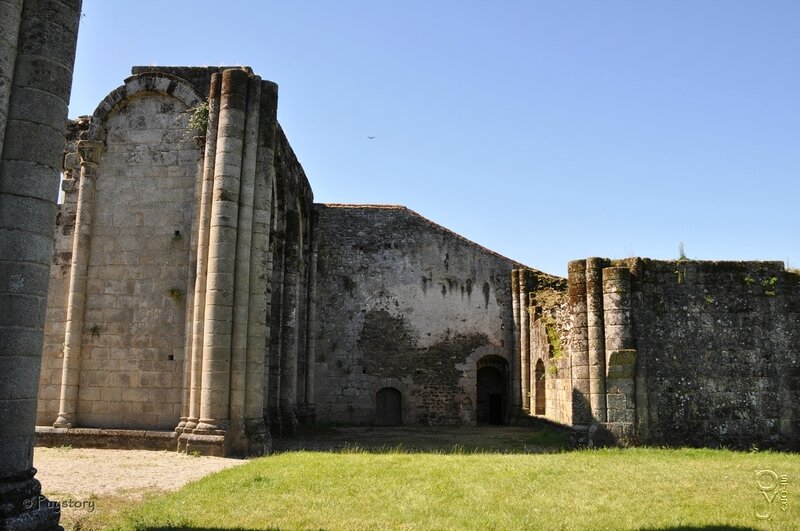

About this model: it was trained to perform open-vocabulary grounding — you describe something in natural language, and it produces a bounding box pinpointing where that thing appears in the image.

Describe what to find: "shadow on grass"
[640,527,759,531]
[119,525,760,531]
[270,422,573,455]
[136,528,292,531]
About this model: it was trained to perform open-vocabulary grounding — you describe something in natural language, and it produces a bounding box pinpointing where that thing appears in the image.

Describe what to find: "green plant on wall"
[167,288,183,303]
[678,241,688,261]
[761,276,778,296]
[186,100,209,136]
[544,316,564,376]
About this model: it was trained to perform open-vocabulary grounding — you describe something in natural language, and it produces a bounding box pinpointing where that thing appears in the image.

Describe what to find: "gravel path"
[35,447,244,499]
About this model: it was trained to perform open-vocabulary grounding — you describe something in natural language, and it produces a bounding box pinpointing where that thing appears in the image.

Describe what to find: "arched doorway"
[476,355,508,425]
[376,387,402,426]
[534,359,546,415]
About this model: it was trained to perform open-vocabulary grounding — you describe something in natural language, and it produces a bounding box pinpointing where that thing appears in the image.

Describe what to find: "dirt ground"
[35,447,243,499]
[34,447,244,530]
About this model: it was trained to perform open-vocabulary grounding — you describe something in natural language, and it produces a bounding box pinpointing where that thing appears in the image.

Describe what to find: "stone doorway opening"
[476,355,508,425]
[376,387,402,426]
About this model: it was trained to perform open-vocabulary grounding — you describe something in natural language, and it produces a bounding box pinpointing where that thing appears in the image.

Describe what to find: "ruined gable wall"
[75,92,197,429]
[313,205,518,425]
[38,77,203,430]
[628,259,800,448]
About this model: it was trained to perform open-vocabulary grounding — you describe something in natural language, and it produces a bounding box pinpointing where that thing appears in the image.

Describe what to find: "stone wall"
[559,258,800,449]
[266,124,315,435]
[629,259,800,448]
[512,269,571,424]
[37,66,316,456]
[38,72,204,432]
[313,205,520,425]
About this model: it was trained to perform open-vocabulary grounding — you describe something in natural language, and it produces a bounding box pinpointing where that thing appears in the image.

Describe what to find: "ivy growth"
[186,100,209,136]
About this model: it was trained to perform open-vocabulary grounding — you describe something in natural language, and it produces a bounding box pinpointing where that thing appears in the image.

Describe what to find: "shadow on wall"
[570,389,616,447]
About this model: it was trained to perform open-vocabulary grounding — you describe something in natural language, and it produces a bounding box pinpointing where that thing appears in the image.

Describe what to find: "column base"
[52,414,74,429]
[0,468,61,531]
[182,429,227,457]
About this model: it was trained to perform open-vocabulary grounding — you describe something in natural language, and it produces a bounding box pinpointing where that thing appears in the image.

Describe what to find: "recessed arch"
[476,355,508,424]
[85,72,203,143]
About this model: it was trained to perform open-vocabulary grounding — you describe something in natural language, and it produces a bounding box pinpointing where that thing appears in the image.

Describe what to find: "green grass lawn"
[110,447,798,530]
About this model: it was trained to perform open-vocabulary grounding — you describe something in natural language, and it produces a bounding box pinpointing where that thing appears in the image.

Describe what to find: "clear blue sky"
[69,1,799,276]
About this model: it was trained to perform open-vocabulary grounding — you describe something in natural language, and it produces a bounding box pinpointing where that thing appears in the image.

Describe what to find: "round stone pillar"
[196,69,250,433]
[586,257,607,423]
[0,0,82,527]
[54,140,102,428]
[567,259,590,424]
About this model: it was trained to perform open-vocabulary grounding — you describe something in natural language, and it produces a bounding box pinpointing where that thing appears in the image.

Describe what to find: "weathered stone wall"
[266,124,315,435]
[313,205,519,425]
[563,257,799,449]
[512,269,571,424]
[76,93,196,429]
[38,74,202,431]
[38,66,316,456]
[628,259,800,448]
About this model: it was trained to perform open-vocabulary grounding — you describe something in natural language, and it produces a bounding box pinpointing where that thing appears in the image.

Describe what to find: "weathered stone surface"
[313,205,520,425]
[1,1,81,528]
[33,64,799,463]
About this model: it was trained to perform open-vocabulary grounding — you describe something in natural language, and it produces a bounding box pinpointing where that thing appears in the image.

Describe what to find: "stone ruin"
[1,12,797,525]
[34,66,522,456]
[29,66,800,457]
[514,259,799,448]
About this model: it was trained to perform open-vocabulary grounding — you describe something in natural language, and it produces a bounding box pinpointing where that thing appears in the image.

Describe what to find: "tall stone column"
[0,0,82,528]
[182,73,221,436]
[586,257,607,423]
[603,266,637,441]
[511,270,522,410]
[228,75,261,453]
[0,0,22,159]
[567,259,590,424]
[529,303,539,415]
[244,80,278,454]
[279,208,302,435]
[54,140,102,428]
[304,237,318,418]
[518,271,531,412]
[195,69,250,434]
[267,208,286,434]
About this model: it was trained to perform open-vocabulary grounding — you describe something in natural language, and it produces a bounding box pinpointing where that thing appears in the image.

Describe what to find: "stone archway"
[476,355,508,425]
[376,387,402,426]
